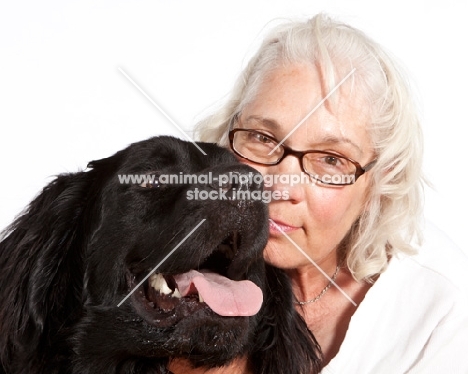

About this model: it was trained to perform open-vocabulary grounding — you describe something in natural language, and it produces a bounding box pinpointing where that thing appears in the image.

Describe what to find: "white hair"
[196,14,424,281]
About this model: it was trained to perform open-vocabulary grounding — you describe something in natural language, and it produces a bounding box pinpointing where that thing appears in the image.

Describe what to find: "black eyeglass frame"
[228,128,377,186]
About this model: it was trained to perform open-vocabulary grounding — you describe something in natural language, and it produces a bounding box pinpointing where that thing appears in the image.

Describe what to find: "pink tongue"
[173,270,263,317]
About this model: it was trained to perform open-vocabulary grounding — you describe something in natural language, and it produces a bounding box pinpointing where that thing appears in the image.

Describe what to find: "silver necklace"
[294,265,341,305]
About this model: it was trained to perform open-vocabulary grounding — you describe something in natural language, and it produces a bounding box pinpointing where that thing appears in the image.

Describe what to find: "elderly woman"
[169,13,468,374]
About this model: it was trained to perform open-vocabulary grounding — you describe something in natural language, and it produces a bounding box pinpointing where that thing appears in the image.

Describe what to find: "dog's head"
[0,136,321,374]
[82,137,269,362]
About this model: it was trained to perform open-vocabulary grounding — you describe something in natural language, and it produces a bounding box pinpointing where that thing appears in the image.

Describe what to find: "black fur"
[0,136,322,373]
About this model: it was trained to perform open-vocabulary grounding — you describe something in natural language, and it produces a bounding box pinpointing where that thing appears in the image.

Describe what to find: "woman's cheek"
[319,187,367,228]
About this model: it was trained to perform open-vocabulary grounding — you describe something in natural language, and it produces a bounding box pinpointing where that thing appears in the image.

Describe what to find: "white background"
[1,1,467,254]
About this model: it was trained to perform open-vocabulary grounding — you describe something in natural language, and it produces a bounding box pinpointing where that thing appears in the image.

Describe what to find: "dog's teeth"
[199,294,204,303]
[172,288,182,298]
[149,273,172,295]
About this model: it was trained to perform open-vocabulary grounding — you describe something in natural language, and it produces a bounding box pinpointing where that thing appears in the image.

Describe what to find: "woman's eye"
[315,154,350,172]
[324,156,340,166]
[250,132,274,144]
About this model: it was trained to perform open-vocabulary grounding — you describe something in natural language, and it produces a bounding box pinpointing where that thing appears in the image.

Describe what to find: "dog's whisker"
[135,221,187,266]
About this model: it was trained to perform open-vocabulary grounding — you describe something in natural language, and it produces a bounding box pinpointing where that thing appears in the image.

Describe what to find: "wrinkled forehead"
[240,63,374,155]
[244,59,372,115]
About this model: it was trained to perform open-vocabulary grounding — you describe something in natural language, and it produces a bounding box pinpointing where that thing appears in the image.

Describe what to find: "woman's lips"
[269,219,300,235]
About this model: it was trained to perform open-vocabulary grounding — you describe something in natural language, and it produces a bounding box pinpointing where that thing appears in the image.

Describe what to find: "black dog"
[0,136,322,374]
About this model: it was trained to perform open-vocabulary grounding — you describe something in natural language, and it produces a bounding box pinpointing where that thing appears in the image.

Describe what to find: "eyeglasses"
[228,128,377,186]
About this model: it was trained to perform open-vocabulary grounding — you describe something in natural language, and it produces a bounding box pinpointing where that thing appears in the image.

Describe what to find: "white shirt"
[321,221,468,374]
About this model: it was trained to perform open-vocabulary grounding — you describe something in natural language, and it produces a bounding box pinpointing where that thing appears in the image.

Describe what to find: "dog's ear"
[252,265,323,374]
[0,167,105,369]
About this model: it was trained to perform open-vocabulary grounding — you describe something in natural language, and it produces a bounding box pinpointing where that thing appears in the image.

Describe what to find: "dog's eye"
[140,180,161,189]
[139,173,166,189]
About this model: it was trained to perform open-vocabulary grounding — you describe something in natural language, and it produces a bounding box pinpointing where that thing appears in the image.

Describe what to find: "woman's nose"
[264,155,306,203]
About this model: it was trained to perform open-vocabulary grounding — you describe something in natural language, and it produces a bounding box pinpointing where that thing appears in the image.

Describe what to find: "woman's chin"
[263,245,307,270]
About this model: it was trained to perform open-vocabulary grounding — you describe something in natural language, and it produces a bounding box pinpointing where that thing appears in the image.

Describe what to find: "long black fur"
[0,136,322,373]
